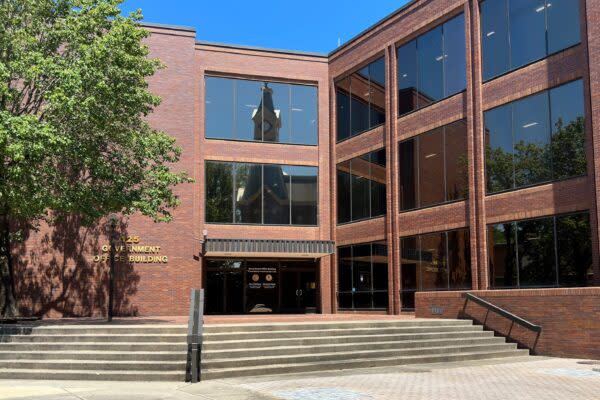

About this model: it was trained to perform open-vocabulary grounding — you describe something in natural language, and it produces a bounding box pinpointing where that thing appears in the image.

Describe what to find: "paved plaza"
[1,357,600,400]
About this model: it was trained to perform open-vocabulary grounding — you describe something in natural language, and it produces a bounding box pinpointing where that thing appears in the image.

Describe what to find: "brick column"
[582,0,600,286]
[466,0,489,290]
[329,76,339,312]
[386,45,401,314]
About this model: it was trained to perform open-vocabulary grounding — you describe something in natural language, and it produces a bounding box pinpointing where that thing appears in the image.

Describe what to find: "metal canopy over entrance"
[203,239,335,258]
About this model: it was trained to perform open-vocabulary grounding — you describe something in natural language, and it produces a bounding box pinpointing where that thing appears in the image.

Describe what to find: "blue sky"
[120,0,410,54]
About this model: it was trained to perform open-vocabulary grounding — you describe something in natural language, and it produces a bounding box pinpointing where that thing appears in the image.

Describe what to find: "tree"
[0,0,192,318]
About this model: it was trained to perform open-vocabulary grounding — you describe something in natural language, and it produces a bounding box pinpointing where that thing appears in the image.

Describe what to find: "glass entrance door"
[280,269,317,313]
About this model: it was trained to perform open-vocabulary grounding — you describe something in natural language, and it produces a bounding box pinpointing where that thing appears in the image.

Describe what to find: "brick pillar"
[466,0,489,290]
[581,0,600,286]
[319,256,333,313]
[329,75,340,312]
[387,45,401,314]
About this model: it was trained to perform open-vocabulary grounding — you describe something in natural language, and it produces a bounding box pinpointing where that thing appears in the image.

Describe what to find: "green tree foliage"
[0,0,192,317]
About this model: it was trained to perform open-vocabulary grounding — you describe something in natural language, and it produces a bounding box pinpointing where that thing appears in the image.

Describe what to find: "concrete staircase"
[0,324,188,381]
[201,319,530,380]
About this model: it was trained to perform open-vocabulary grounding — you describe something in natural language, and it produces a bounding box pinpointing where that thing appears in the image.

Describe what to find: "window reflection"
[399,120,468,211]
[485,80,586,194]
[336,149,387,224]
[337,241,388,310]
[400,228,471,310]
[397,14,466,116]
[488,212,592,288]
[481,0,581,81]
[335,57,386,142]
[205,161,318,226]
[205,76,318,145]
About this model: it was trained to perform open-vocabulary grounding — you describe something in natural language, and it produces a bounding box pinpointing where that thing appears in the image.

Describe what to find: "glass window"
[263,164,290,225]
[480,0,581,81]
[337,242,389,310]
[205,162,233,223]
[205,76,318,145]
[485,80,586,194]
[547,0,581,54]
[480,0,510,82]
[399,120,468,211]
[335,57,386,142]
[549,80,586,180]
[205,77,234,140]
[337,149,387,224]
[400,228,471,309]
[206,161,318,226]
[488,212,593,288]
[288,166,318,225]
[397,14,466,116]
[512,91,551,188]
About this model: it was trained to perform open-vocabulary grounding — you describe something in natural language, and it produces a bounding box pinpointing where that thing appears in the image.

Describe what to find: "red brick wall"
[416,289,600,360]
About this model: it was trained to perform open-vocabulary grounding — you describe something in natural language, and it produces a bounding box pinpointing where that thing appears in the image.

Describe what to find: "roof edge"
[140,22,196,33]
[196,40,328,58]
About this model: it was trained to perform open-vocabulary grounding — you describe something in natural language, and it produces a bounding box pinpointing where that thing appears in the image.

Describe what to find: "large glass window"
[485,80,586,194]
[337,149,387,224]
[337,241,388,310]
[335,57,386,142]
[205,76,318,145]
[399,120,468,211]
[206,161,318,226]
[480,0,581,81]
[488,212,593,288]
[400,228,471,310]
[397,14,466,116]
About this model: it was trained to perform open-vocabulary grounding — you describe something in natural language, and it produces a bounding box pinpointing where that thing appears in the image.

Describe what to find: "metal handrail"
[463,293,541,333]
[186,288,204,383]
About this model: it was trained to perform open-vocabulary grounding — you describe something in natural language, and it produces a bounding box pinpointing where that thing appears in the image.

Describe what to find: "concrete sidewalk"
[1,357,599,400]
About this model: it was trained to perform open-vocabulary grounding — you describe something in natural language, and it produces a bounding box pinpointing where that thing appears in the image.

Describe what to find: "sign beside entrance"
[247,267,277,289]
[92,235,168,264]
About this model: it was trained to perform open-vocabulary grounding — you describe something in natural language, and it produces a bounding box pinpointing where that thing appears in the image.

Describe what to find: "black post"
[107,214,118,322]
[187,288,204,383]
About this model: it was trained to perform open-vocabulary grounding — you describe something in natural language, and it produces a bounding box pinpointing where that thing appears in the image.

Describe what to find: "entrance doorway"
[204,259,319,314]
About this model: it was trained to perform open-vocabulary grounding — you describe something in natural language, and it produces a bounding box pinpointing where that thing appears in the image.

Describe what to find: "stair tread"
[203,349,529,373]
[204,325,481,336]
[0,368,183,375]
[203,343,517,363]
[0,350,184,354]
[204,319,470,328]
[0,359,186,365]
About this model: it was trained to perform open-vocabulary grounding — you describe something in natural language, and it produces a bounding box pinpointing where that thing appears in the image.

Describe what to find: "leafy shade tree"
[0,0,192,318]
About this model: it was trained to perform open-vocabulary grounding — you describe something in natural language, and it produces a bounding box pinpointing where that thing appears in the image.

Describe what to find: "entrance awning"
[204,239,335,258]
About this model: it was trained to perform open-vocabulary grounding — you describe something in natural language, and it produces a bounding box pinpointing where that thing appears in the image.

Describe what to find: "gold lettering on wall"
[92,236,168,264]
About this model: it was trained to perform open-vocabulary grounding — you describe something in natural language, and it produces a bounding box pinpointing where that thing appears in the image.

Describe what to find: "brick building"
[14,0,600,353]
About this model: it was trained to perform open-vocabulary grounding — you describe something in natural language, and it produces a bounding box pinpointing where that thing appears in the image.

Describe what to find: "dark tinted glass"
[397,40,419,115]
[488,223,518,288]
[289,166,318,225]
[485,105,514,192]
[337,160,351,224]
[443,13,467,97]
[353,244,372,292]
[338,246,353,292]
[480,0,510,81]
[370,150,387,217]
[263,164,290,225]
[399,138,417,210]
[372,242,388,290]
[513,91,551,187]
[351,167,370,221]
[509,0,547,70]
[448,229,471,289]
[235,80,262,141]
[549,80,586,179]
[234,163,262,224]
[445,120,468,201]
[336,78,351,141]
[418,128,445,207]
[418,26,444,106]
[517,217,556,287]
[420,232,447,290]
[206,162,233,223]
[547,0,580,54]
[556,213,592,287]
[336,58,386,142]
[291,85,318,145]
[205,77,234,140]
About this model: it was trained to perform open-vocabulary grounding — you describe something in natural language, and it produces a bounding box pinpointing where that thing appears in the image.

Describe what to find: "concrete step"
[202,343,519,369]
[202,336,508,359]
[0,359,186,372]
[1,334,187,343]
[203,319,473,334]
[203,330,495,350]
[0,368,185,381]
[203,324,483,341]
[201,348,530,380]
[0,342,187,352]
[19,325,188,336]
[0,350,186,361]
